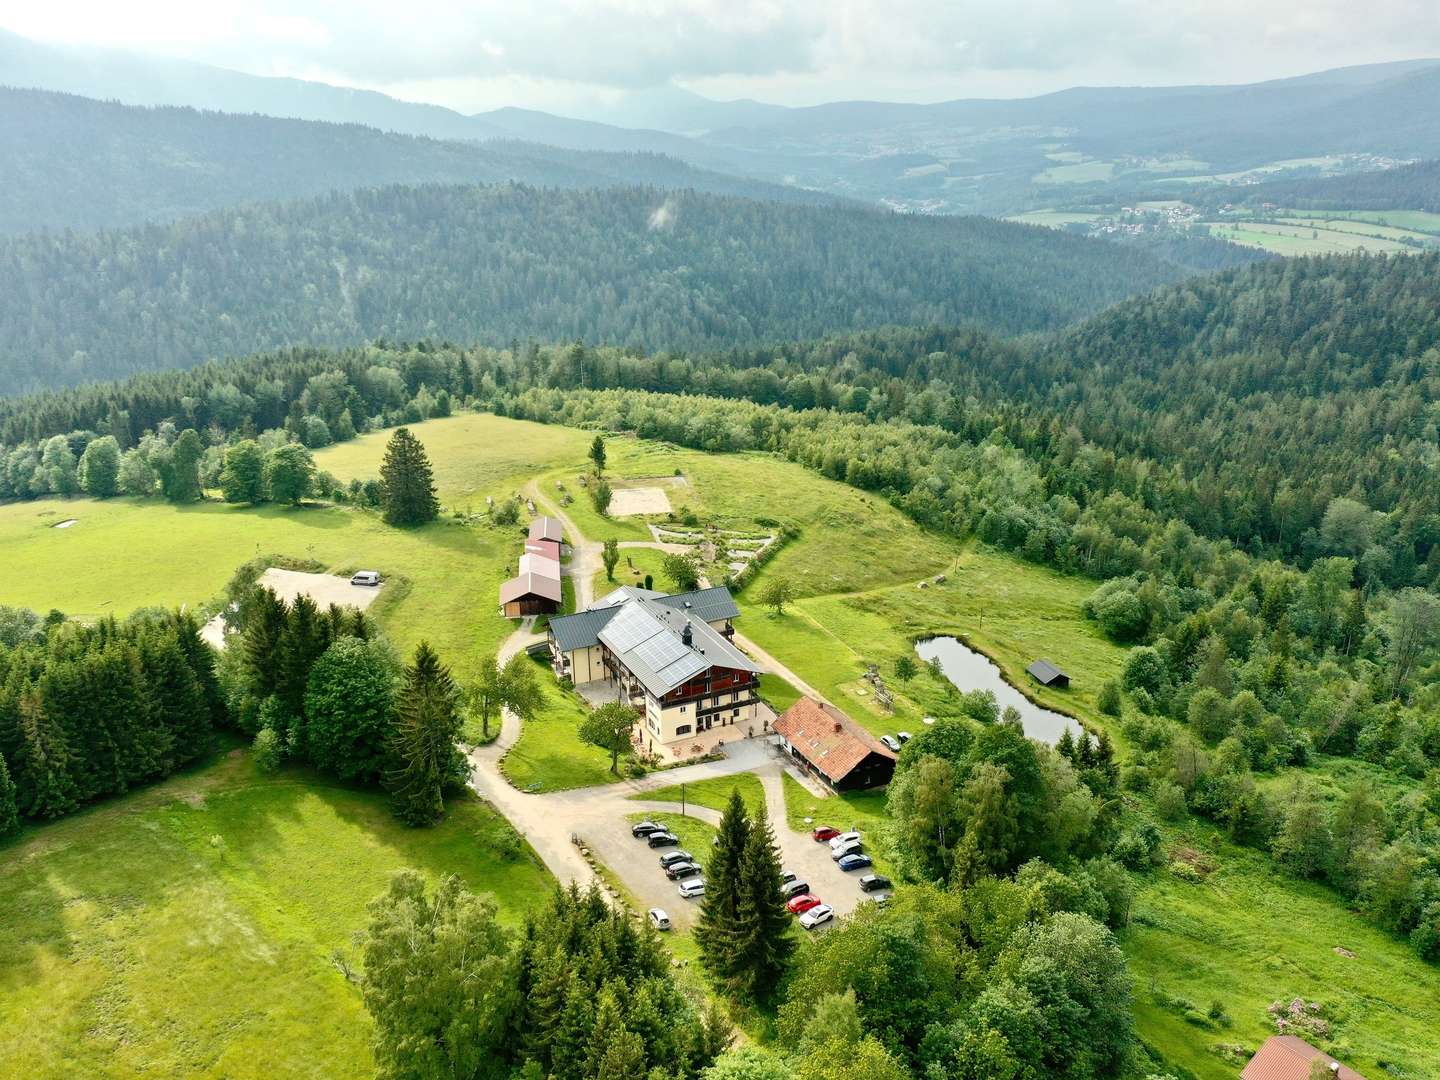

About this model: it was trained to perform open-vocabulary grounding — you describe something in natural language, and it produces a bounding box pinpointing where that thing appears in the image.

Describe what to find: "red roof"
[1242,1037,1366,1080]
[772,698,895,783]
[525,539,562,561]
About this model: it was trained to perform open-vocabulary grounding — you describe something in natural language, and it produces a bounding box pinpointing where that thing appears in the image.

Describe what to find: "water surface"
[914,636,1081,745]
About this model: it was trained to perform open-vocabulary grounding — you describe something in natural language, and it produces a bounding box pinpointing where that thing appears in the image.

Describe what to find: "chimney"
[1329,1065,1339,1076]
[834,722,842,733]
[682,619,693,648]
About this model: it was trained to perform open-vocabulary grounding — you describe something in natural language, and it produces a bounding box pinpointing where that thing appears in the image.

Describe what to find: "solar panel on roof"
[658,653,707,685]
[602,604,666,652]
[634,634,689,670]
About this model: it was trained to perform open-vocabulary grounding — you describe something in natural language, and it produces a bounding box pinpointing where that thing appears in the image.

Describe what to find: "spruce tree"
[241,587,288,698]
[388,641,463,826]
[0,753,19,837]
[379,427,439,526]
[695,789,751,988]
[15,692,77,820]
[732,804,796,1004]
[276,593,327,721]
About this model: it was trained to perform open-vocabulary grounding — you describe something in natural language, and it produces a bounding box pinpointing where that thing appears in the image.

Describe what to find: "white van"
[351,570,382,587]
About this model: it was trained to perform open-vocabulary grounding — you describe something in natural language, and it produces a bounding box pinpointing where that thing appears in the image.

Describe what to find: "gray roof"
[548,606,621,652]
[1027,660,1067,684]
[652,586,740,624]
[599,596,758,699]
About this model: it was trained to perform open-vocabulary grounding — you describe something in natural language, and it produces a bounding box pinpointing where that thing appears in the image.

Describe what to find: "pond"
[914,636,1081,745]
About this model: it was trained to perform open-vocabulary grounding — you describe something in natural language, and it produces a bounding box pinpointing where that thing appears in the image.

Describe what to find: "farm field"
[1280,207,1440,233]
[0,750,552,1080]
[1034,160,1116,183]
[1273,216,1436,242]
[1007,209,1102,228]
[0,497,515,679]
[1203,220,1411,255]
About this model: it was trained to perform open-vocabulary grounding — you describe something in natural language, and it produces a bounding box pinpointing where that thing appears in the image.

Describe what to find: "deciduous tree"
[578,701,636,775]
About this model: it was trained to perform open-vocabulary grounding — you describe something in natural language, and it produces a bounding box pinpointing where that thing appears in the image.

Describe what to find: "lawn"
[499,657,618,792]
[1202,221,1411,256]
[593,545,673,598]
[314,413,591,513]
[633,774,768,819]
[0,497,515,680]
[0,749,552,1080]
[739,543,1126,740]
[1125,823,1440,1080]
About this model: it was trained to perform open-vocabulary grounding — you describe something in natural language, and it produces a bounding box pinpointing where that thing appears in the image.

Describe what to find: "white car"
[831,840,864,861]
[677,878,705,899]
[828,831,861,852]
[350,570,381,586]
[648,908,671,931]
[798,904,834,930]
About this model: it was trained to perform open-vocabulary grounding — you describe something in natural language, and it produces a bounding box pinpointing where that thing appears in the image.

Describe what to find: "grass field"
[1125,822,1440,1080]
[634,774,768,819]
[1034,160,1116,183]
[314,413,592,513]
[1280,208,1440,234]
[1203,221,1412,255]
[0,497,516,680]
[1007,210,1102,229]
[498,657,615,791]
[0,749,552,1079]
[739,543,1126,740]
[1273,216,1435,243]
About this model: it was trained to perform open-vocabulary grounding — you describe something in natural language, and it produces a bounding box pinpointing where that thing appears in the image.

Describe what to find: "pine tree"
[732,804,796,1004]
[276,594,327,720]
[241,587,288,698]
[379,427,439,526]
[695,789,751,988]
[15,692,77,820]
[589,435,607,475]
[0,753,20,836]
[388,641,463,826]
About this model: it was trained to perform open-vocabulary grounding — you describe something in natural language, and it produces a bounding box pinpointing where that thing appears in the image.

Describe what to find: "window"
[675,724,692,736]
[732,709,739,718]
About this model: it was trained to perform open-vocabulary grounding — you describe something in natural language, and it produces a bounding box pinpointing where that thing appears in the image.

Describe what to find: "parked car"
[786,893,823,915]
[838,853,873,872]
[780,870,797,885]
[632,820,663,838]
[780,879,811,899]
[798,904,834,930]
[880,734,902,752]
[658,850,694,869]
[828,831,862,851]
[647,831,679,848]
[831,841,864,861]
[858,873,892,893]
[665,861,702,881]
[811,825,841,842]
[350,570,382,587]
[866,892,891,907]
[648,908,671,931]
[677,878,705,899]
[896,732,912,744]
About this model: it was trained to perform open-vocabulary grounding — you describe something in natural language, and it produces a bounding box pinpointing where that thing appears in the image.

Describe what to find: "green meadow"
[0,750,551,1080]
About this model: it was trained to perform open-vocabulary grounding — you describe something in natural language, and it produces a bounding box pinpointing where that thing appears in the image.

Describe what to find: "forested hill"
[1201,159,1440,212]
[0,182,1184,395]
[0,86,833,235]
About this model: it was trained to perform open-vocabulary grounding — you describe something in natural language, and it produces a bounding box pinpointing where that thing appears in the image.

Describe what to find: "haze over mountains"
[6,28,1439,215]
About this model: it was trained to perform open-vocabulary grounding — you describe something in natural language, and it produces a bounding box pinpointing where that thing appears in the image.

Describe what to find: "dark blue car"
[837,853,872,872]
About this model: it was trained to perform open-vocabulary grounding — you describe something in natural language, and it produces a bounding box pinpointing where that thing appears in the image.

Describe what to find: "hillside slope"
[1203,159,1440,213]
[0,183,1183,395]
[0,87,832,234]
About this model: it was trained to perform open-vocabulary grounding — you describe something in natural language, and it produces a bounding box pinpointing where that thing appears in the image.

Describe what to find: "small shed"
[528,516,565,544]
[1026,660,1070,689]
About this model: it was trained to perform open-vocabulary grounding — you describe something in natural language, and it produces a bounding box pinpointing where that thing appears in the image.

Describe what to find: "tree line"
[0,609,223,829]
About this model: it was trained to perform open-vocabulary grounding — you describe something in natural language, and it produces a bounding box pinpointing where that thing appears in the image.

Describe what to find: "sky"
[2,0,1438,117]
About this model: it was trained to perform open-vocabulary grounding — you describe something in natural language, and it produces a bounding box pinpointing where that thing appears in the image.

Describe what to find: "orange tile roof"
[1242,1037,1366,1080]
[772,698,895,783]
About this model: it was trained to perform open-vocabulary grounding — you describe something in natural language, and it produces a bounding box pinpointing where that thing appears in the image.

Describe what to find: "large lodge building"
[547,585,762,755]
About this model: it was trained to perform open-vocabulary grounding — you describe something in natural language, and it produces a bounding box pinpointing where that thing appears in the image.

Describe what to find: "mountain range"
[6,28,1439,214]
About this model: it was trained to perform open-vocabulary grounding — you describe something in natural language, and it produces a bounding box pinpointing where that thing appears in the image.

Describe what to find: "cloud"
[4,0,1439,110]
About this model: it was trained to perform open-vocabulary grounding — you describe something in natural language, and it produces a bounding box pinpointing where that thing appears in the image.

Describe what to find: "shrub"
[252,727,284,773]
[1153,780,1188,821]
[1098,678,1123,716]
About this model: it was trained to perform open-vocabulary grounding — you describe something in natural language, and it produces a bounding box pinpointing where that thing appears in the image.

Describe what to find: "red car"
[786,893,823,915]
[811,825,840,842]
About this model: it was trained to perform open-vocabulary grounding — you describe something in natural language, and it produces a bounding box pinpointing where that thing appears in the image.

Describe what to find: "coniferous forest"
[0,181,1188,394]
